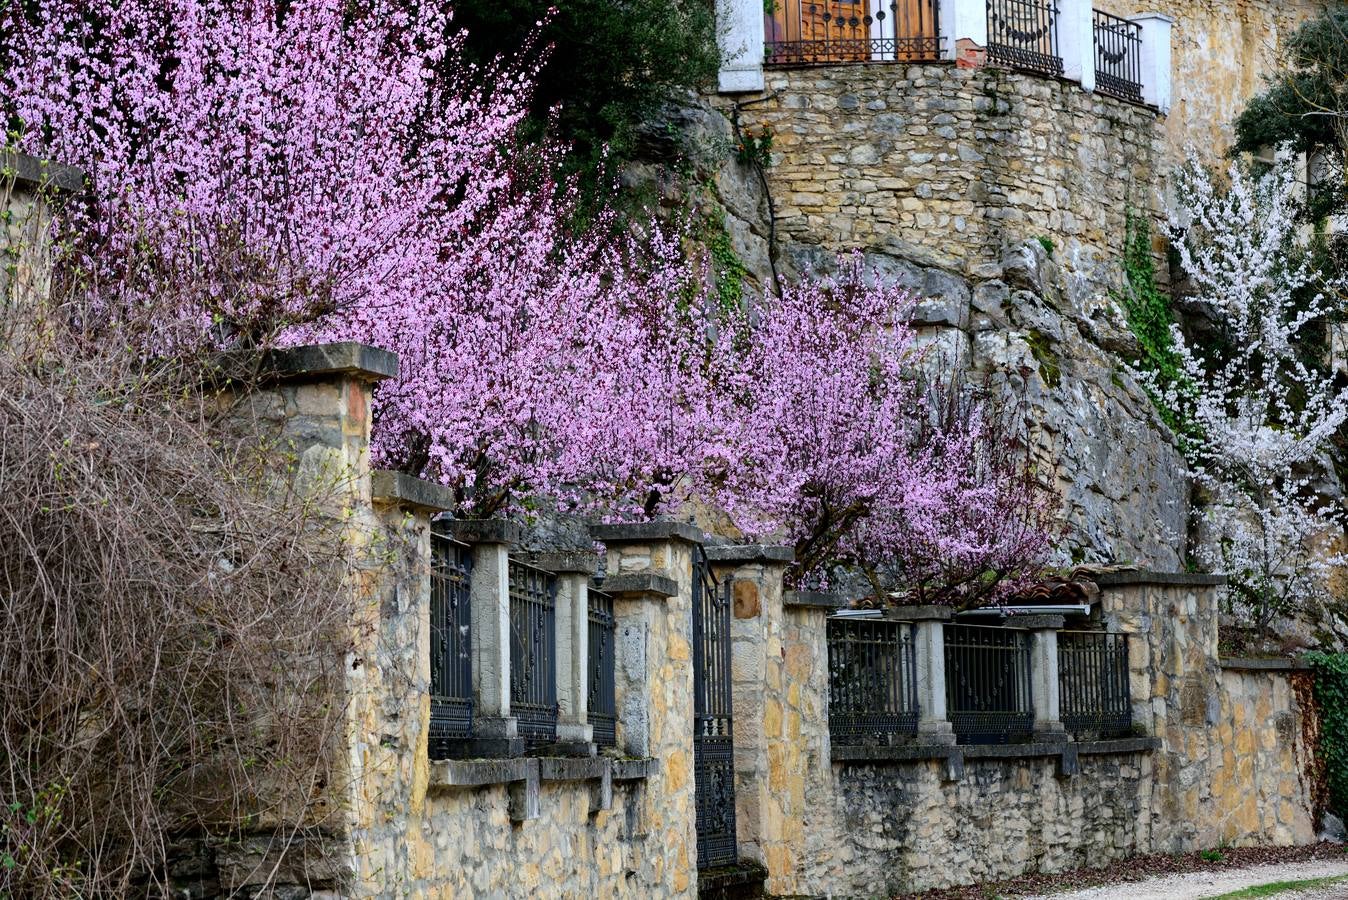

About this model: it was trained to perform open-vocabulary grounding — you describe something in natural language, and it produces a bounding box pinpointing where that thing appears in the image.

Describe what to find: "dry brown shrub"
[0,183,360,898]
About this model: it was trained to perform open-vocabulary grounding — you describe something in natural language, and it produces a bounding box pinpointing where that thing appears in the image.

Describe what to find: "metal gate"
[692,546,737,869]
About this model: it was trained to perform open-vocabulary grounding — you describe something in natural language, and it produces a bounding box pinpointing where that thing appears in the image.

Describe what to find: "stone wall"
[1096,0,1325,167]
[1,152,83,315]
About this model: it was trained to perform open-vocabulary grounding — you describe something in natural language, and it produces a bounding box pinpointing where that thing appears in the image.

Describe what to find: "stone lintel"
[446,518,522,545]
[2,150,85,193]
[703,544,795,565]
[1094,570,1227,588]
[370,470,455,514]
[1010,614,1065,630]
[538,757,609,782]
[1220,657,1312,672]
[598,573,678,599]
[611,757,658,781]
[885,604,955,622]
[530,550,601,576]
[783,590,847,610]
[591,520,704,545]
[211,342,398,386]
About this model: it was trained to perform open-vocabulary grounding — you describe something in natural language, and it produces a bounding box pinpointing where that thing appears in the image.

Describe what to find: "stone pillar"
[592,521,703,898]
[1058,0,1095,92]
[534,550,602,750]
[448,519,523,756]
[1020,614,1068,741]
[716,0,765,93]
[1,151,83,314]
[704,544,794,869]
[940,0,988,66]
[1130,13,1174,114]
[900,606,957,744]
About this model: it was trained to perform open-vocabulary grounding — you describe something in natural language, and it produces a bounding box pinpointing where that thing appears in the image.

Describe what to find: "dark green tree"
[449,0,719,174]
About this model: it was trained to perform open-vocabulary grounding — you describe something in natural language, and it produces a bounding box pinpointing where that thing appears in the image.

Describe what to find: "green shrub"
[1306,652,1348,816]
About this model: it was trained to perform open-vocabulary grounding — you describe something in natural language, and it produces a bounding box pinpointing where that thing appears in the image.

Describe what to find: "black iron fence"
[692,545,737,870]
[765,0,942,66]
[1059,631,1132,739]
[827,616,919,745]
[429,529,474,757]
[587,585,617,748]
[944,623,1034,744]
[986,0,1062,77]
[1092,9,1143,103]
[508,558,558,746]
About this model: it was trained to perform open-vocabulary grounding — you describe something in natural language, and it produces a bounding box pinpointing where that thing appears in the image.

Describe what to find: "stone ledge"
[1095,570,1227,588]
[445,518,522,545]
[1220,657,1312,672]
[783,590,846,610]
[611,757,658,781]
[885,604,955,622]
[429,756,533,788]
[591,520,704,545]
[371,471,455,514]
[703,543,794,564]
[2,150,85,193]
[1006,613,1065,630]
[537,757,609,782]
[833,737,1159,768]
[530,550,601,576]
[597,573,678,599]
[697,860,768,897]
[1075,736,1162,755]
[212,342,398,385]
[831,744,960,764]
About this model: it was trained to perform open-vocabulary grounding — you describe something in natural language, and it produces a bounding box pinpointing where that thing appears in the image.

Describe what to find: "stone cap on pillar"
[1005,613,1065,630]
[530,549,601,576]
[445,518,522,546]
[596,573,678,599]
[2,150,85,193]
[703,544,794,566]
[210,342,399,386]
[591,520,704,546]
[371,470,456,514]
[885,604,955,622]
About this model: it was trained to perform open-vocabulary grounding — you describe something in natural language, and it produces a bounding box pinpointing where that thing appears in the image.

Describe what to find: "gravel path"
[1021,860,1348,900]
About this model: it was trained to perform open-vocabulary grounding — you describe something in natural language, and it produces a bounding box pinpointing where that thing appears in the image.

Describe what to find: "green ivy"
[706,223,747,315]
[1306,652,1348,816]
[1116,211,1191,441]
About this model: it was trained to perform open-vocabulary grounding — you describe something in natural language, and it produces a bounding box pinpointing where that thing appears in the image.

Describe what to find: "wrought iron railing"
[765,0,942,66]
[944,623,1034,744]
[692,545,737,870]
[986,0,1062,77]
[1092,9,1143,103]
[1059,631,1132,739]
[429,528,473,757]
[827,616,919,745]
[587,585,617,748]
[508,558,558,747]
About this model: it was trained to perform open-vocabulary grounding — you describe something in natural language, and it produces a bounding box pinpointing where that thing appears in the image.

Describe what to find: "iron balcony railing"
[827,616,919,745]
[1092,9,1143,103]
[765,0,942,66]
[587,585,617,748]
[944,622,1034,745]
[429,529,474,757]
[508,557,559,747]
[986,0,1063,77]
[1059,631,1133,739]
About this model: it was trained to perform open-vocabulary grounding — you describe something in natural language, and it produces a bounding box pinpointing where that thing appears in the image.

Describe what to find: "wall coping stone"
[445,519,522,545]
[783,590,846,610]
[597,573,678,599]
[530,550,601,576]
[538,757,609,782]
[370,470,455,514]
[1006,613,1065,630]
[885,605,955,622]
[2,150,85,193]
[611,757,658,781]
[1095,570,1227,588]
[1076,736,1162,755]
[212,342,398,385]
[703,544,794,564]
[832,737,1159,766]
[591,521,704,545]
[1220,656,1313,672]
[831,744,961,764]
[429,757,533,788]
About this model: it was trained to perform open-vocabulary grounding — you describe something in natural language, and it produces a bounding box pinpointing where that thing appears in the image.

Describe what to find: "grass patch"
[1205,873,1348,899]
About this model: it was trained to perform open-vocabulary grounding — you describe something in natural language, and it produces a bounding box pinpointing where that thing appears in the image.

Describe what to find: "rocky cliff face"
[622,77,1190,569]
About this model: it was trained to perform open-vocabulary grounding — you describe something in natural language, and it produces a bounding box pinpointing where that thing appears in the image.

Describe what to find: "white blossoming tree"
[1157,152,1348,638]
